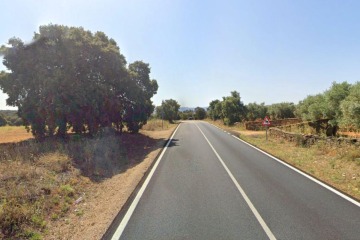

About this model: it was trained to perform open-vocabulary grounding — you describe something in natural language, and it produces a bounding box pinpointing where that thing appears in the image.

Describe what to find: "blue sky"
[1,0,360,110]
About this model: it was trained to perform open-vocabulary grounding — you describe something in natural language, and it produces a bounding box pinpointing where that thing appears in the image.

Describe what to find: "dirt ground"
[0,126,33,143]
[44,127,177,240]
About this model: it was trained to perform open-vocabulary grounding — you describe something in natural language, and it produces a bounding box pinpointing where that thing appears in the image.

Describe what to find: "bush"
[0,199,31,237]
[223,118,231,126]
[0,115,7,126]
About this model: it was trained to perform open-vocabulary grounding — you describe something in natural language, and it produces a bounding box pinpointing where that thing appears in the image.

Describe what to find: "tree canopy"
[194,107,206,120]
[294,81,357,135]
[340,82,360,129]
[267,102,296,119]
[208,91,246,125]
[179,110,194,120]
[0,24,157,139]
[0,114,7,127]
[295,82,352,125]
[205,82,360,133]
[246,102,267,121]
[156,99,180,123]
[208,99,222,121]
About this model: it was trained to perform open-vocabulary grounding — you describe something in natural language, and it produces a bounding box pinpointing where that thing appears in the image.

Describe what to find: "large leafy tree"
[194,107,206,120]
[156,99,180,123]
[246,102,267,121]
[323,81,351,127]
[221,91,246,125]
[267,102,295,119]
[0,24,157,139]
[123,61,158,133]
[208,99,222,120]
[0,114,7,126]
[340,82,360,129]
[295,81,352,135]
[295,94,327,121]
[207,91,246,125]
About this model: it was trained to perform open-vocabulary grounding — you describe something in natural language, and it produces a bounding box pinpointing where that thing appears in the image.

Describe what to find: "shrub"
[0,114,7,126]
[0,199,31,237]
[60,185,75,197]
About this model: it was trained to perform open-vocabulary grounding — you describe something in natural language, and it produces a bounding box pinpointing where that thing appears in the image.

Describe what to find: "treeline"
[0,110,23,126]
[207,81,360,134]
[208,91,296,125]
[153,100,207,122]
[178,107,206,120]
[296,81,360,131]
[0,24,158,140]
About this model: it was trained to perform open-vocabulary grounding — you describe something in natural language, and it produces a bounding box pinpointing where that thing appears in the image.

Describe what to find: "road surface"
[107,121,360,240]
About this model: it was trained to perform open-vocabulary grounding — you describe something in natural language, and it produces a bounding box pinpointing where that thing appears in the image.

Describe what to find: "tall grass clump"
[141,118,172,131]
[0,128,128,239]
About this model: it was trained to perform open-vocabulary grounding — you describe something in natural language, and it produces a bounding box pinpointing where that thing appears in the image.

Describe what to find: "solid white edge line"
[206,122,360,207]
[111,124,182,240]
[230,134,360,207]
[196,124,277,240]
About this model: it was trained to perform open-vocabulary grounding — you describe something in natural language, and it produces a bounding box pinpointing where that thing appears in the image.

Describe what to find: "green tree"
[295,81,352,136]
[123,61,158,133]
[158,99,180,123]
[267,102,295,119]
[0,24,157,139]
[295,94,326,121]
[340,82,360,129]
[0,114,7,126]
[194,107,206,120]
[179,110,194,120]
[208,100,222,120]
[221,91,246,125]
[246,102,267,121]
[324,81,351,127]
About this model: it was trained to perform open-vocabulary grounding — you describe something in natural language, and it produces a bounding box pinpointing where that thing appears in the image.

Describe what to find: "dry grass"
[45,125,177,240]
[208,120,360,201]
[0,132,126,239]
[0,151,84,239]
[0,123,177,239]
[141,118,173,131]
[0,126,33,143]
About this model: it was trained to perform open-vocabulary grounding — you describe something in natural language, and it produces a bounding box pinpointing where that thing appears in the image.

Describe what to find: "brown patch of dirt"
[236,130,266,137]
[0,126,33,143]
[338,131,360,138]
[44,127,177,240]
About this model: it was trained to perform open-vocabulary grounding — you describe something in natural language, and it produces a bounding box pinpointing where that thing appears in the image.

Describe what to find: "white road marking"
[196,124,277,240]
[206,121,360,207]
[230,134,360,208]
[111,124,182,240]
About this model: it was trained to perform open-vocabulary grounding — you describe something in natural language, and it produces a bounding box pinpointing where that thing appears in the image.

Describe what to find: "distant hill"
[179,107,194,112]
[179,107,208,112]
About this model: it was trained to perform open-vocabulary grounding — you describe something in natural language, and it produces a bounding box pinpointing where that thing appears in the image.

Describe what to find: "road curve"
[108,121,360,240]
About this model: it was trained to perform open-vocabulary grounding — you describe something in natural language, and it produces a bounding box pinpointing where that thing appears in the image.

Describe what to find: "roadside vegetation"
[0,22,359,239]
[141,118,172,131]
[0,119,177,239]
[0,129,124,239]
[208,81,360,136]
[0,24,178,239]
[0,125,33,143]
[0,110,23,126]
[0,24,158,140]
[205,81,359,200]
[207,120,360,201]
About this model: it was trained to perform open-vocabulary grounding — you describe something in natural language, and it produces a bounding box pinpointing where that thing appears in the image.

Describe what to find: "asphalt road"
[109,121,360,240]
